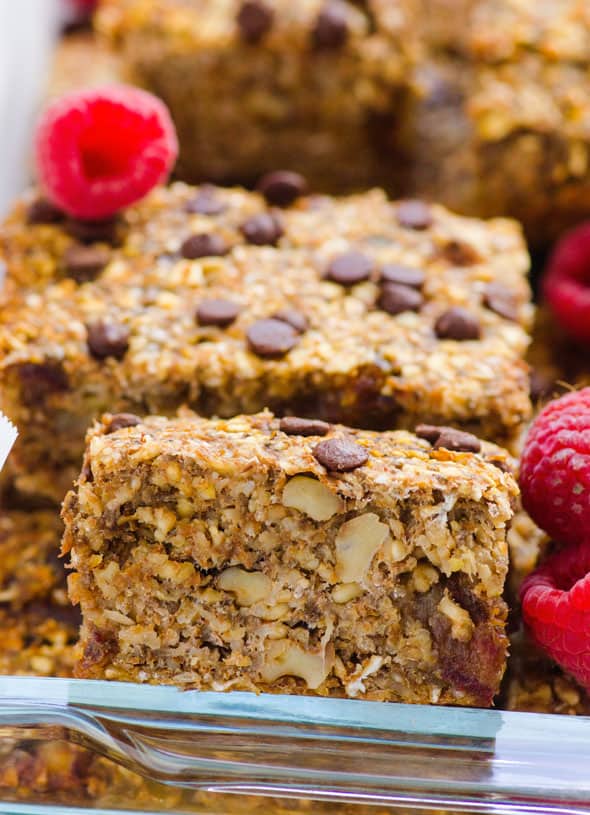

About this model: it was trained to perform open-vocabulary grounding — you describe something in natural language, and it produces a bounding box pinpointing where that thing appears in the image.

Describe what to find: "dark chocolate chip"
[435,307,481,340]
[63,245,110,282]
[313,437,368,471]
[312,1,349,49]
[488,457,513,473]
[27,198,65,225]
[434,428,481,453]
[326,251,373,286]
[272,308,309,333]
[440,240,481,266]
[380,264,425,289]
[105,413,142,434]
[196,298,241,327]
[185,186,226,216]
[483,283,519,321]
[87,320,130,360]
[247,318,299,357]
[180,233,229,259]
[415,424,443,443]
[237,0,274,42]
[378,282,423,316]
[257,171,308,207]
[397,200,433,230]
[18,363,69,405]
[66,217,119,244]
[280,416,330,436]
[240,212,284,246]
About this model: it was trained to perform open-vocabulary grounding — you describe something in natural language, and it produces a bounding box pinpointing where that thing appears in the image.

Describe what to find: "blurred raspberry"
[521,541,590,691]
[543,222,590,344]
[35,84,178,220]
[520,387,590,547]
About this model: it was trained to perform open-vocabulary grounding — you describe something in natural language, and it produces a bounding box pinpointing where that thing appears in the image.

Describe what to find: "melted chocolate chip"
[87,320,130,360]
[417,424,480,453]
[397,200,433,230]
[326,251,373,286]
[440,240,481,266]
[380,264,425,289]
[27,198,65,225]
[279,416,330,436]
[313,437,368,471]
[312,1,349,49]
[66,217,119,244]
[18,363,69,405]
[105,413,142,434]
[272,308,309,333]
[63,245,110,282]
[483,283,519,321]
[196,298,241,327]
[257,171,308,207]
[180,233,229,259]
[247,318,299,357]
[185,187,226,216]
[240,212,284,246]
[378,282,423,315]
[435,307,481,340]
[415,424,443,443]
[237,0,274,42]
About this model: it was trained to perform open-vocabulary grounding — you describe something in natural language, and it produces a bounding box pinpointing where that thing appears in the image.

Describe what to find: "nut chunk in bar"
[63,411,517,707]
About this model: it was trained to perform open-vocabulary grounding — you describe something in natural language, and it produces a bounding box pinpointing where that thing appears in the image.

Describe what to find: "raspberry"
[35,85,178,221]
[521,541,590,690]
[543,222,590,344]
[520,388,590,546]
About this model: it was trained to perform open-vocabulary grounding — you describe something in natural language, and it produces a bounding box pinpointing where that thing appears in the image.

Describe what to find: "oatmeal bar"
[63,411,516,706]
[96,0,414,192]
[0,182,532,503]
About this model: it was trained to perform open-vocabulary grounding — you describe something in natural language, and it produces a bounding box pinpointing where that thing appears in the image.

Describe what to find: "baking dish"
[0,676,589,814]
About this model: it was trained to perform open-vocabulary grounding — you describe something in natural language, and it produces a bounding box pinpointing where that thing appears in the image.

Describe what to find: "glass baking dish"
[0,676,589,814]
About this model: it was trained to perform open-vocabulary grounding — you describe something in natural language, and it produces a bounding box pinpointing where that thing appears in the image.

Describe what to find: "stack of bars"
[0,174,539,705]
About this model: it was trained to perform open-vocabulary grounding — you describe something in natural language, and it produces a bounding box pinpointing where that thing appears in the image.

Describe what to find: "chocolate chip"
[441,239,481,266]
[185,186,226,216]
[105,413,142,434]
[488,457,513,473]
[247,318,299,357]
[312,1,349,49]
[18,363,69,405]
[415,424,443,443]
[397,200,433,230]
[240,212,284,246]
[435,307,481,340]
[326,251,373,286]
[66,217,119,244]
[272,308,308,333]
[257,171,308,207]
[63,245,110,282]
[434,428,481,453]
[181,233,229,259]
[196,298,241,327]
[237,0,273,42]
[280,417,330,436]
[380,264,425,289]
[87,320,130,360]
[483,283,519,321]
[27,198,64,225]
[378,282,423,316]
[313,437,368,471]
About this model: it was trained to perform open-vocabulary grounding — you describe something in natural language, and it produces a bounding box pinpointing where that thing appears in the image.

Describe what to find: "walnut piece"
[260,639,333,689]
[335,513,389,583]
[437,590,474,642]
[218,567,271,606]
[282,475,343,521]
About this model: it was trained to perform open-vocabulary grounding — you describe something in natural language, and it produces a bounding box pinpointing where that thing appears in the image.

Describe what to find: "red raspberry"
[520,388,590,546]
[35,85,178,221]
[543,222,590,344]
[521,541,590,690]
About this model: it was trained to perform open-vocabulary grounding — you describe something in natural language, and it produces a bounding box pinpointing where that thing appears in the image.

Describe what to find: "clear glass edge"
[1,677,590,814]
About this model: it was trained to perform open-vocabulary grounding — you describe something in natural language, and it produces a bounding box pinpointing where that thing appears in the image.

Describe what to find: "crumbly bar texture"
[0,182,532,503]
[95,0,590,244]
[96,0,414,191]
[63,411,517,707]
